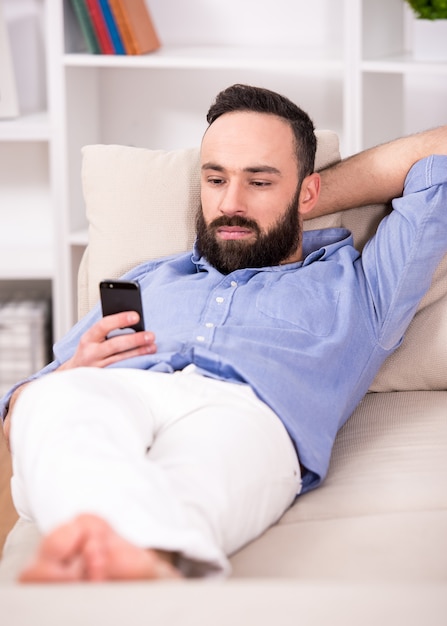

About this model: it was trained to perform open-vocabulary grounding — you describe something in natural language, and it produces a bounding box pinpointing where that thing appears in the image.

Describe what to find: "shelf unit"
[1,0,446,343]
[0,0,54,316]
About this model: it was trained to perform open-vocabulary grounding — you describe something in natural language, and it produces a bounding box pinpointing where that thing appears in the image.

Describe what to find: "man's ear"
[299,173,321,216]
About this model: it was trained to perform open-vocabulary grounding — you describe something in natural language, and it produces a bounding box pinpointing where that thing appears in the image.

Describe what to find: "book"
[108,0,136,54]
[109,0,161,55]
[98,0,125,55]
[85,0,114,54]
[68,0,101,54]
[0,1,19,118]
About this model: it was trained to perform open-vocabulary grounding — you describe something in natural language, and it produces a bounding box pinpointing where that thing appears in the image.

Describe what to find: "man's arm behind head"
[309,125,447,219]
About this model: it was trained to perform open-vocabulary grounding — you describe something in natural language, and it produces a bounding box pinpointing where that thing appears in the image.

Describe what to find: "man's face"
[198,111,305,274]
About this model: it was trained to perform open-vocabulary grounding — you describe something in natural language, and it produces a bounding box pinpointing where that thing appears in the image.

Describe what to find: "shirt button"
[230,281,238,288]
[216,297,224,304]
[196,335,205,342]
[205,322,214,328]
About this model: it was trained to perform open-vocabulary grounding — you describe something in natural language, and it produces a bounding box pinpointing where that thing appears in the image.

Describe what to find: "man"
[1,84,447,582]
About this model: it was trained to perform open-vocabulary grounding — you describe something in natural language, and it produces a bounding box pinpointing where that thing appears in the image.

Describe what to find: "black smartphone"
[99,280,145,334]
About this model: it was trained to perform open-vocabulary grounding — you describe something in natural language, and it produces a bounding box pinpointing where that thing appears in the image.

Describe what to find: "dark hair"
[206,84,316,180]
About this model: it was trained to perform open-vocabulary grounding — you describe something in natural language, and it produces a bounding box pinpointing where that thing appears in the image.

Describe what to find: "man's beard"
[195,190,302,274]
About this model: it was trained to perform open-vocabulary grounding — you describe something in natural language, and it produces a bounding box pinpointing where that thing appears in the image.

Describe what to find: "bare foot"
[19,514,182,583]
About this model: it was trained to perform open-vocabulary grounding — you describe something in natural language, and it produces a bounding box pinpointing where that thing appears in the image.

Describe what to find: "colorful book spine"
[69,0,161,56]
[108,0,136,54]
[109,0,161,55]
[85,0,114,54]
[98,0,125,55]
[68,0,101,54]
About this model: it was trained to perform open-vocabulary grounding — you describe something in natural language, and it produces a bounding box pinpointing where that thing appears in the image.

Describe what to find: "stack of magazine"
[69,0,161,55]
[0,299,50,398]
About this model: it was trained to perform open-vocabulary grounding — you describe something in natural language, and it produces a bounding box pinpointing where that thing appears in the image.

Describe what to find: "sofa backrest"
[78,132,447,392]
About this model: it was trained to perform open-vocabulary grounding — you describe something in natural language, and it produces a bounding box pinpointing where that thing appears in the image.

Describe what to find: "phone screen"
[99,280,145,333]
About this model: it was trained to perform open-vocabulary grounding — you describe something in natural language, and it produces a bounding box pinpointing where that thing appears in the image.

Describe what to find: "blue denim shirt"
[2,156,447,492]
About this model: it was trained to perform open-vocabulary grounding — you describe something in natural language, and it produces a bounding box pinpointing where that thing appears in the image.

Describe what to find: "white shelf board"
[0,245,54,280]
[0,111,51,141]
[362,53,447,75]
[64,45,343,72]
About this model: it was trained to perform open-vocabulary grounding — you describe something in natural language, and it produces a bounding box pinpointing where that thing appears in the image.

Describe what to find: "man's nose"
[218,183,247,216]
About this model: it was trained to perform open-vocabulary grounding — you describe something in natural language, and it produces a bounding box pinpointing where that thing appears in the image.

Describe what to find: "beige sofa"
[1,132,446,623]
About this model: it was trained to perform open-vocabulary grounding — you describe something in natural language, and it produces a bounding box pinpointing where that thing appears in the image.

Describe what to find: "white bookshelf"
[1,0,446,341]
[0,0,53,313]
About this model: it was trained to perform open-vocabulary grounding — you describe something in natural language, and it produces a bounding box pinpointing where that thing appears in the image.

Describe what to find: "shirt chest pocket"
[256,278,340,337]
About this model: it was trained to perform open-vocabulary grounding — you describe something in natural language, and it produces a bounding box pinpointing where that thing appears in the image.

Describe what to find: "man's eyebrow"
[201,163,281,175]
[245,165,281,175]
[201,162,224,172]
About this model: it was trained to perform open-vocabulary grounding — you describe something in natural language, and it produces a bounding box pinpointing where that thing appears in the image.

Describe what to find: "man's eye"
[251,180,271,187]
[208,177,224,185]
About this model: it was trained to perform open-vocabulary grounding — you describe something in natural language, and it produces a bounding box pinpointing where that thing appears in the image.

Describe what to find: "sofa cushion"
[78,134,447,391]
[78,145,201,318]
[230,391,447,581]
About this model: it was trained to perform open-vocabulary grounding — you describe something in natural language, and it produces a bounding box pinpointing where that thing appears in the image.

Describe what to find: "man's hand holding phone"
[59,280,156,371]
[59,312,156,371]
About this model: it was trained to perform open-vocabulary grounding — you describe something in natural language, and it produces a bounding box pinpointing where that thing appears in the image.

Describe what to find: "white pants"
[10,367,301,577]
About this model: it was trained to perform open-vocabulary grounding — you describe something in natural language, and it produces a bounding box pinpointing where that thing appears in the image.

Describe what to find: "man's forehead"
[202,110,292,140]
[200,111,296,167]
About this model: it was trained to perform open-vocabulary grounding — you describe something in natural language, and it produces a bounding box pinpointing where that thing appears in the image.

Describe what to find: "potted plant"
[404,0,447,60]
[404,0,447,19]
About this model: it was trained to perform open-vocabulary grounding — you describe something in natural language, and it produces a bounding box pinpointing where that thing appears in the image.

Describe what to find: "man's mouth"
[216,226,255,241]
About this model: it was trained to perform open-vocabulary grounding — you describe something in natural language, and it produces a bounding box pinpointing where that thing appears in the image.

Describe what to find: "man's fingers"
[99,331,156,360]
[87,312,141,343]
[98,342,157,368]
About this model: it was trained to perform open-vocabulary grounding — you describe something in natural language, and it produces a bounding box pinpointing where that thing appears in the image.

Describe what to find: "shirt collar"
[302,228,353,265]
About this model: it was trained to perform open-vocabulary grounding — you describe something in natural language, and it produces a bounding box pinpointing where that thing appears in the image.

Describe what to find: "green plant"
[404,0,447,19]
